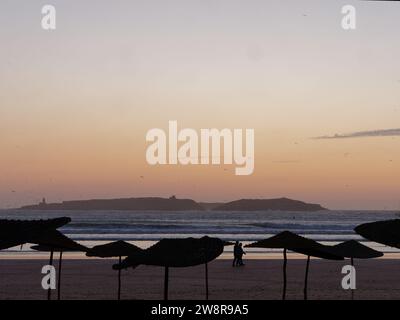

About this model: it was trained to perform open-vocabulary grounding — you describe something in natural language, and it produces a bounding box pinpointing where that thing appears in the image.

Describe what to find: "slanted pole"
[57,251,63,300]
[304,255,310,300]
[205,263,209,300]
[47,249,54,301]
[118,256,122,300]
[164,266,169,300]
[282,248,287,300]
[351,257,354,300]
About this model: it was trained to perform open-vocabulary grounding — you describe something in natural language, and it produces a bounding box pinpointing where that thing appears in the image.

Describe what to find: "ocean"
[1,209,399,257]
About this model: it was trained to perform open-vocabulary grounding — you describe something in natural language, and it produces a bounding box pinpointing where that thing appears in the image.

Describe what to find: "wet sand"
[1,257,400,300]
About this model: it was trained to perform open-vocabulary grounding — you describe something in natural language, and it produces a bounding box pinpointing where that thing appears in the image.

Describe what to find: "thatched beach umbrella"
[297,245,343,300]
[113,236,225,300]
[31,230,87,300]
[0,218,73,299]
[246,231,343,300]
[86,240,142,300]
[332,240,383,261]
[31,232,87,300]
[331,240,383,300]
[0,217,71,250]
[355,219,400,249]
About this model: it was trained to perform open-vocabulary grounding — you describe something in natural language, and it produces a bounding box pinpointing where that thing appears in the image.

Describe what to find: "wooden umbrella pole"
[57,251,63,300]
[304,255,310,300]
[282,249,287,300]
[205,263,209,300]
[164,267,169,300]
[47,249,54,301]
[118,256,122,300]
[351,258,354,301]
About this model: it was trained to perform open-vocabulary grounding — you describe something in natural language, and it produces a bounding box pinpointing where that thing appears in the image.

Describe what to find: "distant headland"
[19,196,327,212]
[214,198,327,212]
[19,196,204,211]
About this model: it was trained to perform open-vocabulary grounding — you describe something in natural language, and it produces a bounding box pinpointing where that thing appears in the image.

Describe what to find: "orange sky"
[1,0,400,209]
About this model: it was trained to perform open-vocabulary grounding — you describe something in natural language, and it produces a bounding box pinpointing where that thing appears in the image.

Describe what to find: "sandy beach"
[1,257,400,300]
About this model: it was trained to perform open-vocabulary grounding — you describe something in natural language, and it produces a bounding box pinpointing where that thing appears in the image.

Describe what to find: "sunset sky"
[1,0,400,209]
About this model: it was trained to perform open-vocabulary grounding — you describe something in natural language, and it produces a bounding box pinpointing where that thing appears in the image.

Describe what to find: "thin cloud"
[313,128,400,140]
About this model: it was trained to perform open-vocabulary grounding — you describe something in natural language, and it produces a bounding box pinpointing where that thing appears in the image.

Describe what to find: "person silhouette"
[232,241,239,267]
[237,243,246,266]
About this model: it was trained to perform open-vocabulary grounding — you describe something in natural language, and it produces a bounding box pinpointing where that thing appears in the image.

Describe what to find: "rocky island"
[19,196,326,212]
[20,196,204,211]
[213,198,327,211]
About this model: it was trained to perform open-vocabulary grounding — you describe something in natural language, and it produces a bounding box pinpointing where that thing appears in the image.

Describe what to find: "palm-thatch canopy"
[86,240,142,258]
[86,240,143,301]
[245,231,343,260]
[355,219,400,249]
[31,230,87,252]
[331,240,383,259]
[113,236,226,301]
[246,231,343,300]
[0,217,71,250]
[113,236,225,270]
[30,231,87,252]
[28,229,87,301]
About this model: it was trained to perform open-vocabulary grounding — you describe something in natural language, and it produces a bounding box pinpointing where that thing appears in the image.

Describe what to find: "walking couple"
[232,241,246,267]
